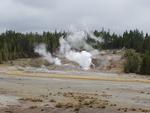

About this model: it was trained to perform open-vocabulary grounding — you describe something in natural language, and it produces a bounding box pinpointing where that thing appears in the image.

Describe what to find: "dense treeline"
[0,29,150,75]
[94,29,150,53]
[0,30,65,63]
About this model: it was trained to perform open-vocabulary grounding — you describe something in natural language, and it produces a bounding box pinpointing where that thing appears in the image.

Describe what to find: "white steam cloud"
[66,51,92,70]
[34,44,61,66]
[59,31,103,70]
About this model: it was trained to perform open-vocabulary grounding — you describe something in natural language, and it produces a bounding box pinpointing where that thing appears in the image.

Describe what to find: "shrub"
[124,49,141,73]
[140,52,150,75]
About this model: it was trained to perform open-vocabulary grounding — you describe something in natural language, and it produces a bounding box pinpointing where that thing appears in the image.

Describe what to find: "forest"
[0,29,150,75]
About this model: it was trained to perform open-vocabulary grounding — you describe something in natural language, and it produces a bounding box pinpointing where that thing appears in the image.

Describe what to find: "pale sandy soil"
[0,65,150,113]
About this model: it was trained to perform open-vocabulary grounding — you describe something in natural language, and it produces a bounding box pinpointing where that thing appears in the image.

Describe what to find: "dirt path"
[0,71,150,113]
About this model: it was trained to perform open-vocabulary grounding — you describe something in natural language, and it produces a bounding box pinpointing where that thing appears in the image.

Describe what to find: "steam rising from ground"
[59,31,103,70]
[34,44,61,66]
[66,51,92,70]
[64,31,102,51]
[34,31,103,70]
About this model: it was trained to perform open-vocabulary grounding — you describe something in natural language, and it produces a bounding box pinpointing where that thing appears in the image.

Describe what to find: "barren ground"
[0,65,150,113]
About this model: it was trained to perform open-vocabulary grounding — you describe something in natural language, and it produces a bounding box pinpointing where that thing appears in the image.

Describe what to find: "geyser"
[66,51,92,70]
[59,31,102,70]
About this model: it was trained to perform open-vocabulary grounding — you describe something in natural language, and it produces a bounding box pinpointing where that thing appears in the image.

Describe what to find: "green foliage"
[94,29,150,53]
[124,50,150,75]
[86,34,102,50]
[140,52,150,75]
[124,49,141,73]
[0,30,64,63]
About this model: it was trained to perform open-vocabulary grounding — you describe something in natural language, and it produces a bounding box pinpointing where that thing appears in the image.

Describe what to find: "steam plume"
[34,31,103,70]
[66,51,92,70]
[59,31,103,70]
[34,44,61,66]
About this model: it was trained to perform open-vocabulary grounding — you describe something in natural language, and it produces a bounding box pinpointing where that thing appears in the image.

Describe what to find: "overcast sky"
[0,0,150,33]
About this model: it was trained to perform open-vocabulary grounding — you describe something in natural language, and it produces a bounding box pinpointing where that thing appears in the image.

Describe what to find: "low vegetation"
[124,49,141,73]
[19,97,43,102]
[124,49,150,75]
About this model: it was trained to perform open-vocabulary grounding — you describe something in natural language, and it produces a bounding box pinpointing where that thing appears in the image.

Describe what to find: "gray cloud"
[13,0,60,9]
[0,0,150,33]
